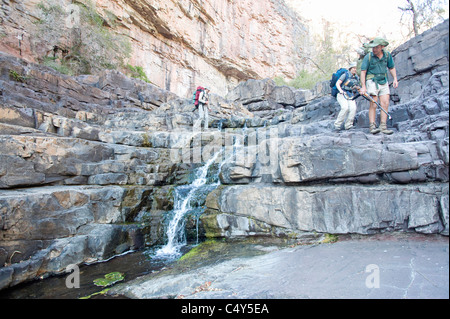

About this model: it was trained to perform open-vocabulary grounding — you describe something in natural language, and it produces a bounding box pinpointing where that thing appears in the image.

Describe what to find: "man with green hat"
[360,37,399,134]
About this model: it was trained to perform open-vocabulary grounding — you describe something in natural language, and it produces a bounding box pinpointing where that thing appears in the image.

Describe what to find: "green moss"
[199,211,222,238]
[79,288,111,299]
[141,133,153,147]
[93,272,125,287]
[321,233,339,244]
[178,239,223,262]
[9,70,29,83]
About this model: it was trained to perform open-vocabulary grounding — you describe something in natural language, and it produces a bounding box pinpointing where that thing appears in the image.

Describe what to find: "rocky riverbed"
[108,233,449,299]
[2,233,447,299]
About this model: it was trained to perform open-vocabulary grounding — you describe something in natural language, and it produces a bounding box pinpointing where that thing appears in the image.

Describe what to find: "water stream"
[154,149,223,259]
[154,125,247,259]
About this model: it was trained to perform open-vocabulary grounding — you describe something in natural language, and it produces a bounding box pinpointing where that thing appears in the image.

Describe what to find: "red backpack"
[192,86,204,107]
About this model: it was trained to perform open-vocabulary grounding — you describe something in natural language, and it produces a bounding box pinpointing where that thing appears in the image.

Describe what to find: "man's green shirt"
[361,50,395,85]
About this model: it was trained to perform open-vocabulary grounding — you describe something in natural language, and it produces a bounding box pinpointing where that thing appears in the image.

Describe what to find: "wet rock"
[0,186,146,290]
[204,183,448,236]
[108,235,449,299]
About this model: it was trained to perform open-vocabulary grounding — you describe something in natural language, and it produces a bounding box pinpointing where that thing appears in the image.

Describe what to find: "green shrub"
[276,20,355,90]
[126,64,151,83]
[274,70,330,90]
[290,70,329,90]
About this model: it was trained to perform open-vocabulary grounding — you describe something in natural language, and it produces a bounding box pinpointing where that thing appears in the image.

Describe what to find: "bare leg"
[379,94,390,124]
[369,96,378,124]
[379,94,393,134]
[369,95,380,134]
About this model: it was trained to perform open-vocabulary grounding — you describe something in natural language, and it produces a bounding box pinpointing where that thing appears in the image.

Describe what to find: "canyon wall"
[0,0,308,97]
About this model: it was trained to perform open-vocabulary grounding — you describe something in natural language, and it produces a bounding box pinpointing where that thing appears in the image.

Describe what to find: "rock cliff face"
[202,21,449,238]
[0,0,307,97]
[202,69,449,238]
[0,18,448,291]
[391,20,449,103]
[0,48,255,289]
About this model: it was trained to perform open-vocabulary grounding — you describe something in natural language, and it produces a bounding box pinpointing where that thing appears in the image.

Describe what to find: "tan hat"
[348,62,357,70]
[366,37,389,48]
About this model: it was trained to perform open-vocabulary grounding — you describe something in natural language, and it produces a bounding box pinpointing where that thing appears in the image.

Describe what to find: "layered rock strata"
[391,19,449,103]
[0,0,308,97]
[202,71,449,238]
[0,20,449,291]
[201,21,449,239]
[0,50,253,290]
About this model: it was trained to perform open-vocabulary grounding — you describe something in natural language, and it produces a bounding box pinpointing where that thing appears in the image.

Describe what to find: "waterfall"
[154,149,223,259]
[154,121,249,259]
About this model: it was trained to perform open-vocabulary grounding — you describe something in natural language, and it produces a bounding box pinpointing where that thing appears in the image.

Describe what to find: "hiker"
[334,62,360,131]
[356,45,369,77]
[196,87,210,130]
[360,37,398,134]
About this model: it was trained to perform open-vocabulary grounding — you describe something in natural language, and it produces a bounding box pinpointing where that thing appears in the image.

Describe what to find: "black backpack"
[330,68,349,97]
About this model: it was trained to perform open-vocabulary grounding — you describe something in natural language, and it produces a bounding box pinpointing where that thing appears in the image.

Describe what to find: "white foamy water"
[154,150,222,259]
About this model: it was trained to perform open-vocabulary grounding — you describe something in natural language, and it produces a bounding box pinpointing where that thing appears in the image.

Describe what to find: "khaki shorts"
[366,79,390,96]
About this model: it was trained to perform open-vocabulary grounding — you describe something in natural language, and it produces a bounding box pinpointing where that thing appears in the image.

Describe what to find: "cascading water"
[154,120,249,260]
[154,149,223,259]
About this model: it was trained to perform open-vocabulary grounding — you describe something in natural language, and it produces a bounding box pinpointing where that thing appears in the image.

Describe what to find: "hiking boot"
[379,122,393,135]
[370,122,380,134]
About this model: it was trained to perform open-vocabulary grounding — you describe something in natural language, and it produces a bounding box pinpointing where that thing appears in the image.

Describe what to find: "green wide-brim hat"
[365,37,389,48]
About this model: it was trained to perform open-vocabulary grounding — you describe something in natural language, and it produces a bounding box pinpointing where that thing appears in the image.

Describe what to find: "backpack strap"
[366,51,390,89]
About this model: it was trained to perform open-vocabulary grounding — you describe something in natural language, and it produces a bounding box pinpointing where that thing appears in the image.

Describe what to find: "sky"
[284,0,449,48]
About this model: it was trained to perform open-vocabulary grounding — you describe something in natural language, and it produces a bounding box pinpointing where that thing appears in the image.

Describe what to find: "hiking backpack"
[192,86,204,107]
[330,68,349,98]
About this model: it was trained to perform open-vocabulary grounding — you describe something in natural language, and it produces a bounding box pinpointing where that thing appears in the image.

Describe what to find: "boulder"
[226,78,331,119]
